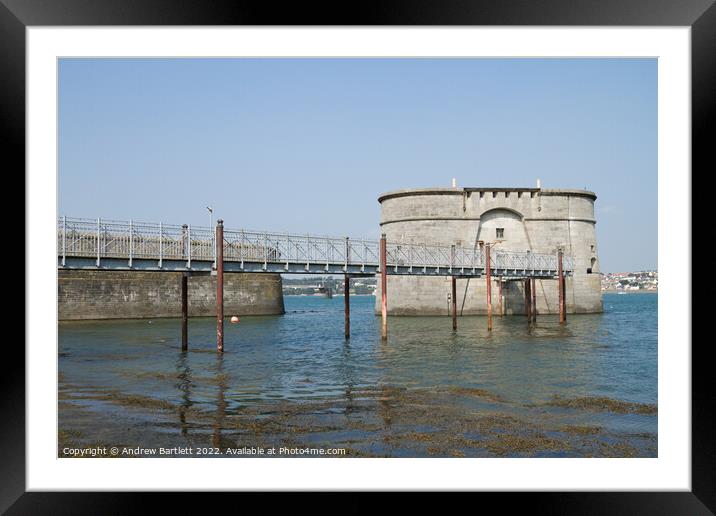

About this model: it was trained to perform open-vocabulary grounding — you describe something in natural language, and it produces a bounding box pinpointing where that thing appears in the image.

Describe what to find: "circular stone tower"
[375,186,602,315]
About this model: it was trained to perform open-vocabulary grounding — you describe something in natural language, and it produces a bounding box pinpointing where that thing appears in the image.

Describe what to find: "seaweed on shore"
[57,384,657,458]
[481,433,567,456]
[558,425,603,436]
[544,395,657,415]
[442,386,507,403]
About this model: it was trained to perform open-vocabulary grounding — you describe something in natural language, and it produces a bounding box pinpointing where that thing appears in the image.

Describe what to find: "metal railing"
[58,216,574,273]
[491,249,563,271]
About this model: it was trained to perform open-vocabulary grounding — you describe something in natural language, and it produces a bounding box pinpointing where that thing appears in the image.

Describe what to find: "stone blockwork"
[376,187,603,315]
[58,270,285,320]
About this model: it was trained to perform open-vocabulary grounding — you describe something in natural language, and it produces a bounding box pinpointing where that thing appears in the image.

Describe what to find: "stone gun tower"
[375,186,602,315]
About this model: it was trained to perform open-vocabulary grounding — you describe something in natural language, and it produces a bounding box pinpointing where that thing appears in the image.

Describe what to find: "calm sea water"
[58,293,657,456]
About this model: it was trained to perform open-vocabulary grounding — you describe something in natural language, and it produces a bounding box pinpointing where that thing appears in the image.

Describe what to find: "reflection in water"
[175,352,192,437]
[58,294,657,457]
[340,340,355,416]
[212,354,227,448]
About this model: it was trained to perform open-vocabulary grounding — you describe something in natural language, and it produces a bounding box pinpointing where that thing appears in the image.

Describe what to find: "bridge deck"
[57,217,573,279]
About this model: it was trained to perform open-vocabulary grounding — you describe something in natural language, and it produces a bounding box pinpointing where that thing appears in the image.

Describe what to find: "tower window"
[496,228,504,239]
[589,257,597,274]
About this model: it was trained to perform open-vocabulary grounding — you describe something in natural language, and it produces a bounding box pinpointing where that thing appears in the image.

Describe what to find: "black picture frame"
[5,0,709,510]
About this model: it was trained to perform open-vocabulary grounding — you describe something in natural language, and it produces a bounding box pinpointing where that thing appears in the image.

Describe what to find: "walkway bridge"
[57,217,573,278]
[57,216,573,350]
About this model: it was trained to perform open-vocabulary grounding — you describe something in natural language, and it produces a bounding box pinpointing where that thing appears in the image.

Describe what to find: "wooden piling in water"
[216,220,224,352]
[524,278,531,321]
[380,234,387,340]
[558,249,566,324]
[344,274,350,339]
[181,272,188,351]
[531,278,537,323]
[486,243,492,331]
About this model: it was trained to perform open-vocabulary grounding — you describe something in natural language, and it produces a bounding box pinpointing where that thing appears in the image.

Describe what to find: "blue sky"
[59,58,656,272]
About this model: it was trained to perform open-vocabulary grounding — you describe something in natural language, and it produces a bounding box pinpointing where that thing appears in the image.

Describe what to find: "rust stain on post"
[344,273,350,339]
[380,234,387,340]
[486,243,492,331]
[181,272,188,351]
[216,220,224,352]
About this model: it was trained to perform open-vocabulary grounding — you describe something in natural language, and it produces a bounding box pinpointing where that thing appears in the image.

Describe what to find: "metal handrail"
[57,216,574,272]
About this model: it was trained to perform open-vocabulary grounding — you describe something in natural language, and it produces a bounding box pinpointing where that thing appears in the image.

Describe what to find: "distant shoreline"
[602,289,657,294]
[283,293,375,297]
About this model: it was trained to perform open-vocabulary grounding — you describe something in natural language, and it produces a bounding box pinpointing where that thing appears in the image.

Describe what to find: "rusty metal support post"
[380,233,388,340]
[525,278,531,321]
[181,273,188,351]
[562,275,567,323]
[486,243,492,331]
[531,278,537,323]
[344,274,350,340]
[451,244,457,331]
[216,220,224,352]
[451,276,457,331]
[525,278,532,322]
[558,249,566,324]
[498,277,504,316]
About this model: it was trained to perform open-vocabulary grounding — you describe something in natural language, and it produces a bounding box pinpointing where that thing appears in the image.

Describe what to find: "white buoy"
[230,316,240,324]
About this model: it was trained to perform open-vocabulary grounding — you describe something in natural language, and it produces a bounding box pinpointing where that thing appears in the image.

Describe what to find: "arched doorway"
[476,208,530,251]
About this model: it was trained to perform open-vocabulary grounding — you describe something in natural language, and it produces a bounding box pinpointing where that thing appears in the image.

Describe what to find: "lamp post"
[207,206,214,266]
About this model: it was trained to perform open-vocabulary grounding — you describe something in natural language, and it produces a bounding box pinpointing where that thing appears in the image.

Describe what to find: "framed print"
[6,0,712,510]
